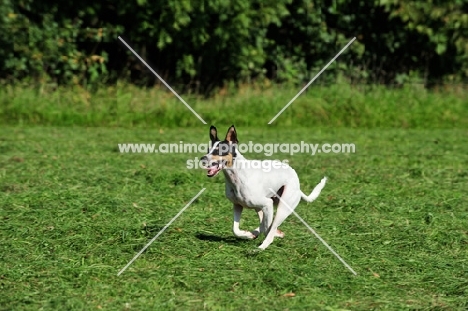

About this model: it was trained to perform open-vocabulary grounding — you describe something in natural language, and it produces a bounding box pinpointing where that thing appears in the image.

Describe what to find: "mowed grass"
[1,125,467,310]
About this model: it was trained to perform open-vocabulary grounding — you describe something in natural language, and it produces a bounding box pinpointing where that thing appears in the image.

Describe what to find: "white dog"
[200,125,327,250]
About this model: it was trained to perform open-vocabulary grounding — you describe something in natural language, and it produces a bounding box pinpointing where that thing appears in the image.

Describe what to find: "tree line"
[1,0,466,93]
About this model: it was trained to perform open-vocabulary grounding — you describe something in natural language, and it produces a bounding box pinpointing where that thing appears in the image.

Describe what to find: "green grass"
[0,83,467,128]
[1,124,467,310]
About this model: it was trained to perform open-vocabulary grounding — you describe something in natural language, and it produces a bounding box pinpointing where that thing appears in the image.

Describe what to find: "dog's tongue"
[208,167,219,175]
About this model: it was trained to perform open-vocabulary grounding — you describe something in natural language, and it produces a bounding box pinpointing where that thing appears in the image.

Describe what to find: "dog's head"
[200,125,238,177]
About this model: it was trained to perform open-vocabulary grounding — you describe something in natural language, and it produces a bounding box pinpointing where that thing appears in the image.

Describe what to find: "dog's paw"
[250,229,260,239]
[236,230,257,240]
[246,232,257,240]
[275,229,285,238]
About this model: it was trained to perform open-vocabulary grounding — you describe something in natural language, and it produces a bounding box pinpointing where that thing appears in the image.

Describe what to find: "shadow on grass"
[195,233,264,256]
[195,233,245,245]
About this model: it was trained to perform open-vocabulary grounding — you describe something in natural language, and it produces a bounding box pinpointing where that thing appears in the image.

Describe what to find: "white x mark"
[268,37,356,124]
[117,188,206,276]
[118,36,207,124]
[269,187,357,275]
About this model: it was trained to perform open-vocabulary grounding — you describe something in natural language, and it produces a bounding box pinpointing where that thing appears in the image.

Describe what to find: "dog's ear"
[210,125,219,144]
[225,125,238,144]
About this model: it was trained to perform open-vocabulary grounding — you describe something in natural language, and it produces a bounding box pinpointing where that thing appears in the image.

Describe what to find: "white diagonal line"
[268,188,357,275]
[117,36,207,124]
[268,37,356,124]
[117,188,206,276]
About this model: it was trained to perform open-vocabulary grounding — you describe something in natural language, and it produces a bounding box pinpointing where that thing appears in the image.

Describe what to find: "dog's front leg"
[232,204,256,239]
[250,209,263,237]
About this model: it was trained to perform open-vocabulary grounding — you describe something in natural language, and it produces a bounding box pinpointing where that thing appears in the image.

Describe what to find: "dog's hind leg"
[232,204,257,239]
[259,198,274,236]
[258,187,301,250]
[252,208,284,238]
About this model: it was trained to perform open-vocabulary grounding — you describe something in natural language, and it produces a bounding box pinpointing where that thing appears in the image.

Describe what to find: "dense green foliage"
[1,0,467,91]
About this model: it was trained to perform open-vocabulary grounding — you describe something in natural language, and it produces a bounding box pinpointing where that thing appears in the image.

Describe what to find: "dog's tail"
[301,177,327,203]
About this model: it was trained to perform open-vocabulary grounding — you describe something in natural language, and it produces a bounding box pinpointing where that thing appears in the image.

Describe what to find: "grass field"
[1,83,467,128]
[1,121,467,310]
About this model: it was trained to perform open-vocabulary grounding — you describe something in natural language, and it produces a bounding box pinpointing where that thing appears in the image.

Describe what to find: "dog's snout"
[200,156,209,167]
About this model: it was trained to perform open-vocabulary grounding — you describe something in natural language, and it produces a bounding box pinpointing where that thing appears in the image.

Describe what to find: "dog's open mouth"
[206,161,225,177]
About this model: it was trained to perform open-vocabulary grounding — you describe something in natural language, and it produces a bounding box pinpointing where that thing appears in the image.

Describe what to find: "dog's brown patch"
[211,154,234,168]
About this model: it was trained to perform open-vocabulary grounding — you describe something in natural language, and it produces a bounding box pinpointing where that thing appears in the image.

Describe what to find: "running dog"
[200,125,327,250]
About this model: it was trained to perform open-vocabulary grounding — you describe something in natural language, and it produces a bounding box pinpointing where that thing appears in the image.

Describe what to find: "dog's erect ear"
[225,125,238,144]
[210,125,219,144]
